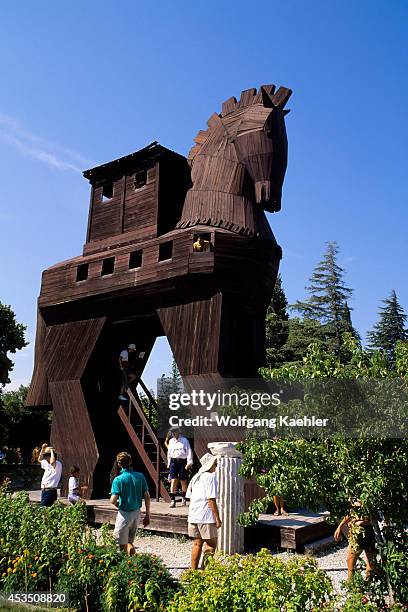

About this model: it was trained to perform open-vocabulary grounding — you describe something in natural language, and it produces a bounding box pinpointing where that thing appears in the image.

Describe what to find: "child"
[68,465,81,504]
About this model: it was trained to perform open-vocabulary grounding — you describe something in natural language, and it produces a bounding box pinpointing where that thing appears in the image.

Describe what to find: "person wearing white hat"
[118,343,137,401]
[38,443,62,506]
[186,452,221,569]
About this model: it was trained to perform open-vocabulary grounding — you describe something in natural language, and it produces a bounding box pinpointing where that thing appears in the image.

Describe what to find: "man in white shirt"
[167,427,193,508]
[38,443,62,506]
[118,343,137,401]
[187,452,221,569]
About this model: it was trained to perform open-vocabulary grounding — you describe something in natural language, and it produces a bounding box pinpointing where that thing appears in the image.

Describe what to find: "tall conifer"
[292,242,354,353]
[265,275,290,368]
[367,290,407,363]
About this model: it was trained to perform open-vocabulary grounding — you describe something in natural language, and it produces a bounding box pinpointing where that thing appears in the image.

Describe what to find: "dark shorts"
[350,523,376,554]
[41,489,57,507]
[169,458,188,480]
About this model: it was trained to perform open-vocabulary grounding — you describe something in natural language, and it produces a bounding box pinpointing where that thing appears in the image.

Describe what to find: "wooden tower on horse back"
[27,84,292,499]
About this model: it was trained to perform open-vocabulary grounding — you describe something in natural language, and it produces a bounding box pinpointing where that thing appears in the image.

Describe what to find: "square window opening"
[101,257,115,276]
[76,263,89,282]
[129,250,143,270]
[158,241,173,261]
[134,169,147,189]
[102,182,114,201]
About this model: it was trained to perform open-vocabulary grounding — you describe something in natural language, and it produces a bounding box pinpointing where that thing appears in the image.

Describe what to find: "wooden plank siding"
[157,293,222,376]
[43,318,106,382]
[49,379,99,497]
[26,309,51,406]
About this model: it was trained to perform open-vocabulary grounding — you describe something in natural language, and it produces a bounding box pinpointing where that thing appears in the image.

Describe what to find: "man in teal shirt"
[110,451,151,554]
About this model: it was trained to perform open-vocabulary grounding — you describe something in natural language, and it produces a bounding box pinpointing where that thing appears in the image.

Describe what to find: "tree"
[0,302,28,386]
[282,317,325,364]
[292,242,356,354]
[265,275,290,368]
[367,290,407,364]
[170,358,182,390]
[0,385,51,461]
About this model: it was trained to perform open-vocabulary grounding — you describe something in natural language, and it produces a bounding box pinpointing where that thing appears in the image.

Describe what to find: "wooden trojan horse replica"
[27,84,292,500]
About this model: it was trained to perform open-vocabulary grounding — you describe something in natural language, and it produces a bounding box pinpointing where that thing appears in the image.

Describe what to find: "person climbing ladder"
[118,343,137,401]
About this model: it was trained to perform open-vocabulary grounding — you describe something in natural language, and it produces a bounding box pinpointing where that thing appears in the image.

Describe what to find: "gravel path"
[133,531,349,590]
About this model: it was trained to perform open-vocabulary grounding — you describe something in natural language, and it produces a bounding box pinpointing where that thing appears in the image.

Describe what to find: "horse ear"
[271,87,292,108]
[259,85,276,107]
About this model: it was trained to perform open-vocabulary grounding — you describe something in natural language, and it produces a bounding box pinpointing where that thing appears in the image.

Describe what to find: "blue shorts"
[41,489,57,506]
[169,458,188,481]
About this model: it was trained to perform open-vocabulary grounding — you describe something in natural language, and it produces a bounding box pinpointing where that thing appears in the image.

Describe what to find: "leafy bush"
[0,484,178,611]
[0,485,87,592]
[168,549,334,612]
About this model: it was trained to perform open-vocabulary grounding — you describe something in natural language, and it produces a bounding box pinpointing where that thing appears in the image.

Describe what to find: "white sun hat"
[128,343,136,350]
[198,452,218,474]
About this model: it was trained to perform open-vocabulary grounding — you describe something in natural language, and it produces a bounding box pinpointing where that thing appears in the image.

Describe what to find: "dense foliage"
[265,274,290,368]
[0,485,348,611]
[242,335,408,606]
[0,302,27,386]
[168,550,334,612]
[0,385,51,456]
[0,485,178,611]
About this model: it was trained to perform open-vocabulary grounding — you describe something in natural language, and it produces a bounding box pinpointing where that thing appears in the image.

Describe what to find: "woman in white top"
[38,443,62,507]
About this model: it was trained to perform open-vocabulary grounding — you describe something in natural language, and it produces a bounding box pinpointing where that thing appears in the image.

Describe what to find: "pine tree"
[265,275,290,368]
[367,290,407,363]
[170,358,182,391]
[292,242,354,353]
[283,317,326,363]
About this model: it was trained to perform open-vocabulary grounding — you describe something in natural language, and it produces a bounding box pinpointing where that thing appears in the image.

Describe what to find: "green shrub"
[0,485,179,611]
[168,549,334,612]
[0,485,87,592]
[102,553,178,612]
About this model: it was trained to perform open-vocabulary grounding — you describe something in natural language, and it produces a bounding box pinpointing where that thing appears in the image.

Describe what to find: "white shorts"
[114,509,140,545]
[68,494,80,504]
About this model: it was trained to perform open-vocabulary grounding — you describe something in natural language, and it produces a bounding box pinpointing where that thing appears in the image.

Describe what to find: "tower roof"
[83,141,185,183]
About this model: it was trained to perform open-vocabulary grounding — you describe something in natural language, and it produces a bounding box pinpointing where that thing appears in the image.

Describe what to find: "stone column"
[208,441,245,554]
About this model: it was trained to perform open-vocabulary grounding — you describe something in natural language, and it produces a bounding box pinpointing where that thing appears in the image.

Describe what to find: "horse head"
[188,84,292,213]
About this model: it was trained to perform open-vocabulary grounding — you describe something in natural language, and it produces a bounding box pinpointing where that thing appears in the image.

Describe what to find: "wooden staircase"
[118,385,170,502]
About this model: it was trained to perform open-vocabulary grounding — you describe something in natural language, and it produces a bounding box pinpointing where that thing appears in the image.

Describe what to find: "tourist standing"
[110,452,151,555]
[38,443,62,506]
[167,427,193,508]
[187,453,221,569]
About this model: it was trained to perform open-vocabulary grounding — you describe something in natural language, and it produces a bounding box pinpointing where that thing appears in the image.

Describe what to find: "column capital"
[208,441,242,458]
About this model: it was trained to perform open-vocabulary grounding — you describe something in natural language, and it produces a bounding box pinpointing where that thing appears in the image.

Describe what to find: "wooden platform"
[28,491,332,550]
[248,510,334,551]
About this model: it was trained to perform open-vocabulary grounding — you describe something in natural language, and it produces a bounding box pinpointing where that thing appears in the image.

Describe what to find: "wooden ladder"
[117,386,170,502]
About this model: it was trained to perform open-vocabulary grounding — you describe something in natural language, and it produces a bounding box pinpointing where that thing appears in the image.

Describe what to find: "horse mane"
[189,84,292,162]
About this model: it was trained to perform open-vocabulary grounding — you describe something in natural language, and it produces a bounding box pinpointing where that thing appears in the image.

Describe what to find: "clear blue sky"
[1,1,407,392]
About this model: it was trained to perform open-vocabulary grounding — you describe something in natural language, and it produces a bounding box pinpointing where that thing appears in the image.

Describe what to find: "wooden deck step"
[28,492,332,549]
